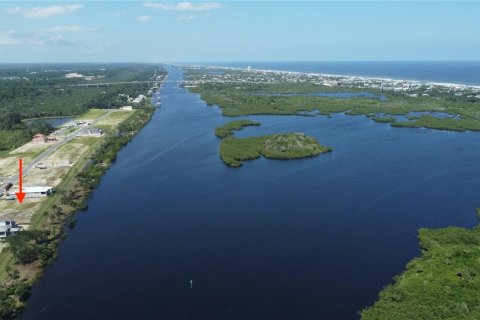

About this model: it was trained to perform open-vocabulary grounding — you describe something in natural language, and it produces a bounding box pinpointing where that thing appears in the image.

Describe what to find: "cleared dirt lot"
[0,110,127,222]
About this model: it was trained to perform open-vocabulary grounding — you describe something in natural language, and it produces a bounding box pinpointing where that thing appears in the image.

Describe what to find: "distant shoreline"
[177,63,480,90]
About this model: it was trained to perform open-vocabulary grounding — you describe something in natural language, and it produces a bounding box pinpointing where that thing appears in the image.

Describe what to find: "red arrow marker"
[15,159,26,204]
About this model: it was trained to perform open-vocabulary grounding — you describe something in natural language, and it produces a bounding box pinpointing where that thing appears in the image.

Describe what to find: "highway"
[69,79,278,87]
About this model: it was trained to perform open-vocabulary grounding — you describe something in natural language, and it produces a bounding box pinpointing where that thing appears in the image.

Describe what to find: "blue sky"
[0,1,479,62]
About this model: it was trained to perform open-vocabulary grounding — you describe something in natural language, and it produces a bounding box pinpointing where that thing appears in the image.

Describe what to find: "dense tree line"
[0,64,164,151]
[0,113,53,151]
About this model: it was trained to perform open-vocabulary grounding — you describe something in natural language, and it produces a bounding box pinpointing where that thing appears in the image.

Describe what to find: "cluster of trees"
[190,82,480,132]
[0,230,57,319]
[0,280,31,320]
[219,131,331,167]
[0,65,164,152]
[0,112,54,151]
[214,120,261,138]
[6,230,57,266]
[361,214,480,319]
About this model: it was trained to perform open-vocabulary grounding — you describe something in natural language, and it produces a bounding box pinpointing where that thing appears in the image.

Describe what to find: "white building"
[78,128,104,137]
[132,94,147,104]
[120,106,133,111]
[65,73,83,79]
[21,186,54,198]
[0,220,21,240]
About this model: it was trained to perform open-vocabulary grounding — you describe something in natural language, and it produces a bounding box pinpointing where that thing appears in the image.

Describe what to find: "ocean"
[199,61,480,86]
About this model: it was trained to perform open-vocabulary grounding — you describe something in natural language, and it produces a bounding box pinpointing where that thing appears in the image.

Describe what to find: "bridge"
[68,79,278,87]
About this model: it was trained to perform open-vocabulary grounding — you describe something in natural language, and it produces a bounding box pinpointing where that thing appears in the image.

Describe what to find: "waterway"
[22,67,480,319]
[24,117,73,128]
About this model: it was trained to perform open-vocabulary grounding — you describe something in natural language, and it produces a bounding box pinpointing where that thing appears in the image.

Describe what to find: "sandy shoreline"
[179,63,480,90]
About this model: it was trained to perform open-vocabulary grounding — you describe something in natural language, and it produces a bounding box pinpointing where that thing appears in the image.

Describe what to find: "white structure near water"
[22,186,54,198]
[0,220,21,240]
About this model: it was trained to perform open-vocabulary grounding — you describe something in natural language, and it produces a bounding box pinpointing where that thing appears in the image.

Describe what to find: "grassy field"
[361,210,480,320]
[95,110,134,129]
[76,109,108,121]
[220,133,332,167]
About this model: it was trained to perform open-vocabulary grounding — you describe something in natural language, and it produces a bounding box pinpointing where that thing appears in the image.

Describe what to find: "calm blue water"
[25,117,73,128]
[200,61,480,86]
[22,67,480,319]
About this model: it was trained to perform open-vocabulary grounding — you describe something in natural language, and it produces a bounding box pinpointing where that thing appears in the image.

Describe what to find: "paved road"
[5,109,116,184]
[70,80,161,87]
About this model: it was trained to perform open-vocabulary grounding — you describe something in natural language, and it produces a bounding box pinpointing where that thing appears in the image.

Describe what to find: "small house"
[0,220,20,240]
[120,106,133,111]
[32,134,47,143]
[32,134,57,143]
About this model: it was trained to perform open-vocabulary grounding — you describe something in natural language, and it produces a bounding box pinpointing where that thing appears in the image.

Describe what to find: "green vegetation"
[392,116,480,132]
[371,116,396,123]
[220,133,331,167]
[0,113,53,151]
[0,64,163,152]
[0,64,159,117]
[361,209,480,320]
[6,230,57,267]
[0,280,31,320]
[0,87,156,318]
[188,83,480,132]
[0,107,154,317]
[0,230,56,319]
[76,109,108,120]
[215,119,261,138]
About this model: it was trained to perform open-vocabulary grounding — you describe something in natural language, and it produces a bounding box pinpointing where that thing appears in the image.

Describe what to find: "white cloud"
[177,15,195,21]
[0,29,75,46]
[143,1,222,11]
[0,30,24,46]
[0,30,23,45]
[6,4,83,19]
[43,25,96,33]
[137,15,152,22]
[112,10,127,17]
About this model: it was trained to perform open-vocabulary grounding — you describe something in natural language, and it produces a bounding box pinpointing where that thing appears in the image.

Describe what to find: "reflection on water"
[25,116,73,128]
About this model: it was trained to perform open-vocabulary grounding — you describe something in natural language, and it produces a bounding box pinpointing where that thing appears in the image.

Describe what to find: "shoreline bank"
[0,106,157,319]
[177,63,480,90]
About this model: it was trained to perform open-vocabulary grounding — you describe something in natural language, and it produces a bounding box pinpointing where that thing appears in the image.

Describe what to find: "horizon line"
[1,59,480,65]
